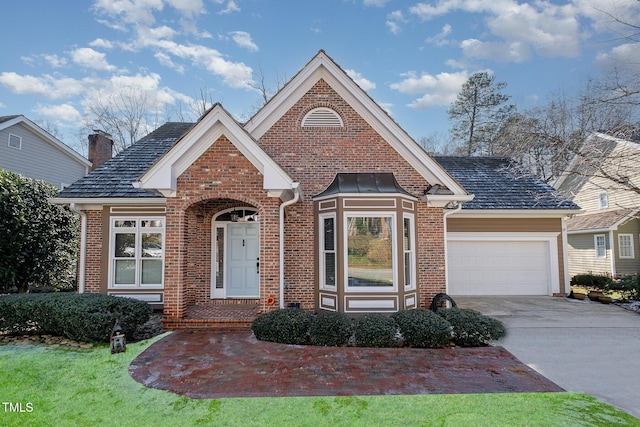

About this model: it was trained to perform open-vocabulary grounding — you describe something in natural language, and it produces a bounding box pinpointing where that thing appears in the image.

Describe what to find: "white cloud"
[386,10,406,35]
[218,0,240,14]
[166,0,205,17]
[43,54,67,68]
[154,52,185,73]
[92,0,164,26]
[425,24,452,46]
[230,31,259,52]
[345,69,376,91]
[390,70,470,109]
[89,38,115,49]
[33,103,81,122]
[596,42,640,67]
[409,0,581,60]
[0,72,86,99]
[70,48,117,71]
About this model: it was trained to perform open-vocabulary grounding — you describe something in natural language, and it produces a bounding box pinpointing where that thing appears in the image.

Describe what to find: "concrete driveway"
[455,296,640,419]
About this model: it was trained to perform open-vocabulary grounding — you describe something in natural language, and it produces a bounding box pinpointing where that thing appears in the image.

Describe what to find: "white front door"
[226,223,259,297]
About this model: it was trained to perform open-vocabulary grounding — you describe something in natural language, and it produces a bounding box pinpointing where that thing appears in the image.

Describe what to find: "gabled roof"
[566,207,639,233]
[56,122,193,199]
[135,104,296,199]
[0,115,91,167]
[434,156,580,211]
[244,50,469,199]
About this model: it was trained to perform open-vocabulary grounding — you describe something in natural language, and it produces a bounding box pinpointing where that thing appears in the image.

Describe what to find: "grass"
[1,335,638,427]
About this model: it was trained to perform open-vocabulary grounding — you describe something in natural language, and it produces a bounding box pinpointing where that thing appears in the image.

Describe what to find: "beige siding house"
[0,115,90,189]
[556,132,640,278]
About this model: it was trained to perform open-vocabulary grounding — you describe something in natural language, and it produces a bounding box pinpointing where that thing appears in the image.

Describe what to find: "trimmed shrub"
[392,308,452,348]
[353,313,397,348]
[570,274,613,290]
[604,275,640,301]
[309,312,354,346]
[251,308,313,345]
[0,293,152,342]
[438,308,506,347]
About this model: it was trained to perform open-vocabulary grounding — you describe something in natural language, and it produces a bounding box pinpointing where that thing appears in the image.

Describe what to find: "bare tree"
[82,87,153,154]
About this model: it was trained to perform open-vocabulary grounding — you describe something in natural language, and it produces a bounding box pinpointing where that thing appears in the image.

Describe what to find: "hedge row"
[251,307,505,348]
[0,293,152,343]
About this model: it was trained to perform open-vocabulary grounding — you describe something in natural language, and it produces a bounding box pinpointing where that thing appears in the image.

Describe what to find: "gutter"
[279,183,301,309]
[70,203,87,293]
[442,202,463,294]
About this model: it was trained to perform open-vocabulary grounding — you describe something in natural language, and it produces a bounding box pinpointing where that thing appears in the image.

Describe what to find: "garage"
[447,235,558,296]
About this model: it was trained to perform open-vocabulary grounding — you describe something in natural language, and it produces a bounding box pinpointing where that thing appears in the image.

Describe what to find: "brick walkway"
[129,329,563,399]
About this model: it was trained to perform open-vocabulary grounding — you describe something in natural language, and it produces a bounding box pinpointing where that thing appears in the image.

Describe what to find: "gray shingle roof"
[433,156,580,210]
[566,207,638,232]
[57,122,193,198]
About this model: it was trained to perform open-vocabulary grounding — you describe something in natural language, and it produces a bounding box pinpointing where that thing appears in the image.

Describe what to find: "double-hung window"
[111,218,164,288]
[320,214,336,289]
[595,234,607,259]
[618,234,634,259]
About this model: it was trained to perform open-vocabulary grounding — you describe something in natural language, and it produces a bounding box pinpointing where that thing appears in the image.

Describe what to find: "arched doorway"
[211,207,260,299]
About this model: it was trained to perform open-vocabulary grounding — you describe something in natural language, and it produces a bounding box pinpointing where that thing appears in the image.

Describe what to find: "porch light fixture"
[110,319,126,354]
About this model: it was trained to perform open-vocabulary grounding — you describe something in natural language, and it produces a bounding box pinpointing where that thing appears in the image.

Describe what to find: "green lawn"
[0,335,638,427]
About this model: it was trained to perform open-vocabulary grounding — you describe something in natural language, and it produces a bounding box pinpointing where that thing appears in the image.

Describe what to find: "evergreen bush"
[251,308,313,345]
[438,308,506,347]
[353,313,397,348]
[392,308,452,348]
[309,311,354,346]
[0,293,152,342]
[570,274,613,290]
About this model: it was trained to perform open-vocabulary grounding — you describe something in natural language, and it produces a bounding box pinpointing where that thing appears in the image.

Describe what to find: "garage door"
[448,240,550,295]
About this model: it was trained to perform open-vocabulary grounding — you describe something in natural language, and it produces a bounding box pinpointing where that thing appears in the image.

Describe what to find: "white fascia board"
[422,194,475,208]
[448,209,581,218]
[50,197,166,210]
[567,227,614,235]
[244,53,468,196]
[137,105,294,193]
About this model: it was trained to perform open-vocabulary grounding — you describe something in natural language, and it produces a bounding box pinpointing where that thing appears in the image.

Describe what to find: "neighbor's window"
[346,215,394,289]
[618,234,634,259]
[320,214,336,289]
[8,134,21,149]
[598,192,608,209]
[111,218,164,288]
[595,234,606,259]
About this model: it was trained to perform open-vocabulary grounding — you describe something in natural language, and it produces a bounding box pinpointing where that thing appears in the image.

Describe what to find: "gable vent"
[302,107,343,127]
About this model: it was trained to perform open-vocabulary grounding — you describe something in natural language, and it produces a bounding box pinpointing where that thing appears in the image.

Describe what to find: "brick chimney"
[88,130,113,171]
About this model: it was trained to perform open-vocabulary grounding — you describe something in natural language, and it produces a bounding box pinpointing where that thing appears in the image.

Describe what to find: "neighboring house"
[0,115,91,189]
[52,51,578,328]
[556,132,640,278]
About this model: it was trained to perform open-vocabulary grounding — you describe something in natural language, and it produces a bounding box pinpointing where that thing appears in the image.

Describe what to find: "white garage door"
[448,240,551,295]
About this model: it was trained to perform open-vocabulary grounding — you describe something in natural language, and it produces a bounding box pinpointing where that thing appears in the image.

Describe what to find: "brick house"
[53,51,579,327]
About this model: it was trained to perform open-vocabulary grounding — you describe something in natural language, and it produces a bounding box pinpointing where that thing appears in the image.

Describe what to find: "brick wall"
[258,79,447,309]
[83,209,104,293]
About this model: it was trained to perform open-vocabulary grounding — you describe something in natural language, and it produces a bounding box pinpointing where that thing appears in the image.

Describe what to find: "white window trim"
[109,217,165,289]
[319,212,337,291]
[343,211,398,293]
[595,234,607,259]
[598,192,608,209]
[618,234,635,259]
[8,134,21,149]
[403,213,416,291]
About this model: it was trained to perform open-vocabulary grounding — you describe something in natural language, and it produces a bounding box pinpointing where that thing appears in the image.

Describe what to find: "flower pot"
[589,291,604,301]
[599,296,612,304]
[571,292,586,300]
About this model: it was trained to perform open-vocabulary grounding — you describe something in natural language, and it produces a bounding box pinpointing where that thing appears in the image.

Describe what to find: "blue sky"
[1,0,638,153]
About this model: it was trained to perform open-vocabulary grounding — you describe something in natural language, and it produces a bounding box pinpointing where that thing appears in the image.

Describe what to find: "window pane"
[216,228,224,288]
[347,216,393,287]
[404,252,411,287]
[141,219,163,228]
[324,217,335,251]
[403,218,411,250]
[115,233,135,257]
[141,259,163,284]
[115,260,136,284]
[325,253,336,287]
[142,233,162,257]
[115,220,136,228]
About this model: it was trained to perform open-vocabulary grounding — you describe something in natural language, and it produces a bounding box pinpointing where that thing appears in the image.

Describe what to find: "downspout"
[609,230,616,278]
[70,203,87,293]
[279,183,301,309]
[442,202,463,294]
